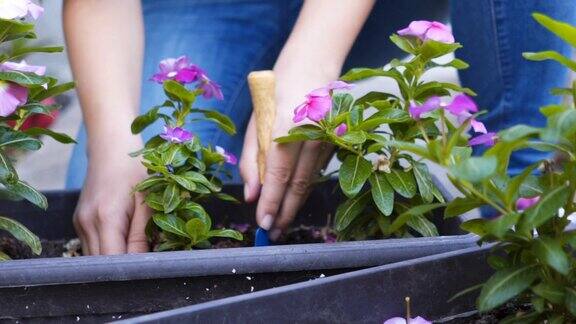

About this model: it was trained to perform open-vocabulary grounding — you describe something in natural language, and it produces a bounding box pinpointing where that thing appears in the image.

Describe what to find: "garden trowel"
[247,70,276,247]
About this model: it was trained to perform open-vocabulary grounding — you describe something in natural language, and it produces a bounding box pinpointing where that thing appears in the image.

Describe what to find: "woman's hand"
[73,137,151,255]
[240,1,376,239]
[240,68,335,240]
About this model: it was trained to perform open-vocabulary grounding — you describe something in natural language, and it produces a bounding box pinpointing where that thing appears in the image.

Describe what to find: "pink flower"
[327,80,354,91]
[0,60,46,76]
[0,81,27,117]
[469,132,497,147]
[470,119,487,134]
[408,96,441,120]
[151,56,202,84]
[383,316,431,324]
[446,94,477,116]
[215,146,237,165]
[516,196,540,211]
[335,123,348,136]
[0,0,43,20]
[160,126,193,143]
[398,20,454,44]
[197,75,223,100]
[293,87,332,123]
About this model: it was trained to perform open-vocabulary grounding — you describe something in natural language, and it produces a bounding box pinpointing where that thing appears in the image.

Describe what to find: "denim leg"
[66,0,303,189]
[451,0,576,175]
[66,0,451,189]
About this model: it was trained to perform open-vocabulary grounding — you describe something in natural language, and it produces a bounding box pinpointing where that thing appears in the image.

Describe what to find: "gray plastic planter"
[0,181,477,322]
[119,246,493,324]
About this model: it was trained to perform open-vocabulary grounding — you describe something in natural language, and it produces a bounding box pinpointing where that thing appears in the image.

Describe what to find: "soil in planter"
[440,302,533,324]
[0,223,337,259]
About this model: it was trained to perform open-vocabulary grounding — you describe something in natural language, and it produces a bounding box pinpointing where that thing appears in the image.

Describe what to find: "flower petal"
[446,94,477,116]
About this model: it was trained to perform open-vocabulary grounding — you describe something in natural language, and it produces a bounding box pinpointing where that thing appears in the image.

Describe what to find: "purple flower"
[215,146,237,165]
[469,132,497,147]
[398,20,454,44]
[0,0,43,20]
[197,75,224,100]
[335,123,348,136]
[151,56,202,84]
[383,316,431,324]
[293,87,332,123]
[160,126,193,143]
[0,60,46,76]
[446,94,477,117]
[0,81,28,117]
[408,96,441,120]
[327,80,354,91]
[470,118,487,134]
[516,196,540,211]
[230,223,250,233]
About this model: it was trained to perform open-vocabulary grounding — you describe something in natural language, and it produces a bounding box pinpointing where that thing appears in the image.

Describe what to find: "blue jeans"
[66,0,575,189]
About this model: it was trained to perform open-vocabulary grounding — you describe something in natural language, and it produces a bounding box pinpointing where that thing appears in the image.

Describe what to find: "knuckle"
[95,206,120,224]
[288,177,310,196]
[267,165,292,185]
[74,211,93,228]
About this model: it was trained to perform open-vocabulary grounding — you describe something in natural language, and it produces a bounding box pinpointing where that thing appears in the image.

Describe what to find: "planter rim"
[116,245,492,324]
[0,233,477,287]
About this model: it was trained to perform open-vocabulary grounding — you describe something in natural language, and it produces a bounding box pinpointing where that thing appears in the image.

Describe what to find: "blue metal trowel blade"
[254,227,270,247]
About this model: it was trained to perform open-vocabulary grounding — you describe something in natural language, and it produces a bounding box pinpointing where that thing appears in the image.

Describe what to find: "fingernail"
[270,229,281,241]
[260,214,274,230]
[244,183,250,201]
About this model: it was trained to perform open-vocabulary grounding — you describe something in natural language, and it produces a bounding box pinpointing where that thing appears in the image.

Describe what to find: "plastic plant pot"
[0,180,478,322]
[118,246,493,324]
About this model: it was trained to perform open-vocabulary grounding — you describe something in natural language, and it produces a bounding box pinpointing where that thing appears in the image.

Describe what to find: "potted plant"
[0,12,477,322]
[123,13,576,323]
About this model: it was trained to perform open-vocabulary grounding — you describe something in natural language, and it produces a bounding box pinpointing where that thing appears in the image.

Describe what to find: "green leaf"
[288,124,325,140]
[430,58,469,69]
[388,203,444,234]
[8,45,63,60]
[335,191,371,231]
[339,155,372,198]
[412,162,434,203]
[566,287,576,317]
[170,174,197,191]
[0,19,34,39]
[162,145,187,167]
[450,156,498,183]
[369,172,394,216]
[32,81,75,102]
[185,218,209,244]
[0,216,41,255]
[407,214,438,237]
[329,93,354,120]
[0,250,10,260]
[444,197,483,218]
[532,282,565,304]
[340,130,367,145]
[131,107,161,134]
[162,184,181,213]
[532,13,576,48]
[0,150,17,181]
[505,163,539,207]
[385,168,416,199]
[182,171,220,192]
[478,265,539,312]
[164,80,195,103]
[23,127,76,144]
[0,71,48,85]
[340,68,396,82]
[153,214,188,237]
[5,180,47,210]
[420,40,462,60]
[499,125,540,142]
[0,129,41,151]
[532,236,570,275]
[358,109,410,131]
[523,51,576,72]
[519,185,569,231]
[202,111,236,135]
[460,219,488,236]
[389,34,417,54]
[144,192,164,211]
[208,229,243,241]
[134,177,164,192]
[486,212,520,238]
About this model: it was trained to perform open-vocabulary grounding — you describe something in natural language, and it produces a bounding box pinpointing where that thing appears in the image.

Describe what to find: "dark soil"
[1,224,337,259]
[440,302,532,323]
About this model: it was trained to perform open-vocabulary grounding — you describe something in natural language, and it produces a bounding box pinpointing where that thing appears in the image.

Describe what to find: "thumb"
[127,192,152,253]
[239,114,261,203]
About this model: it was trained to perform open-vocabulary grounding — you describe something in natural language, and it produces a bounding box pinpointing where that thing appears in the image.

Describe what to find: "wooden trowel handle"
[247,70,276,184]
